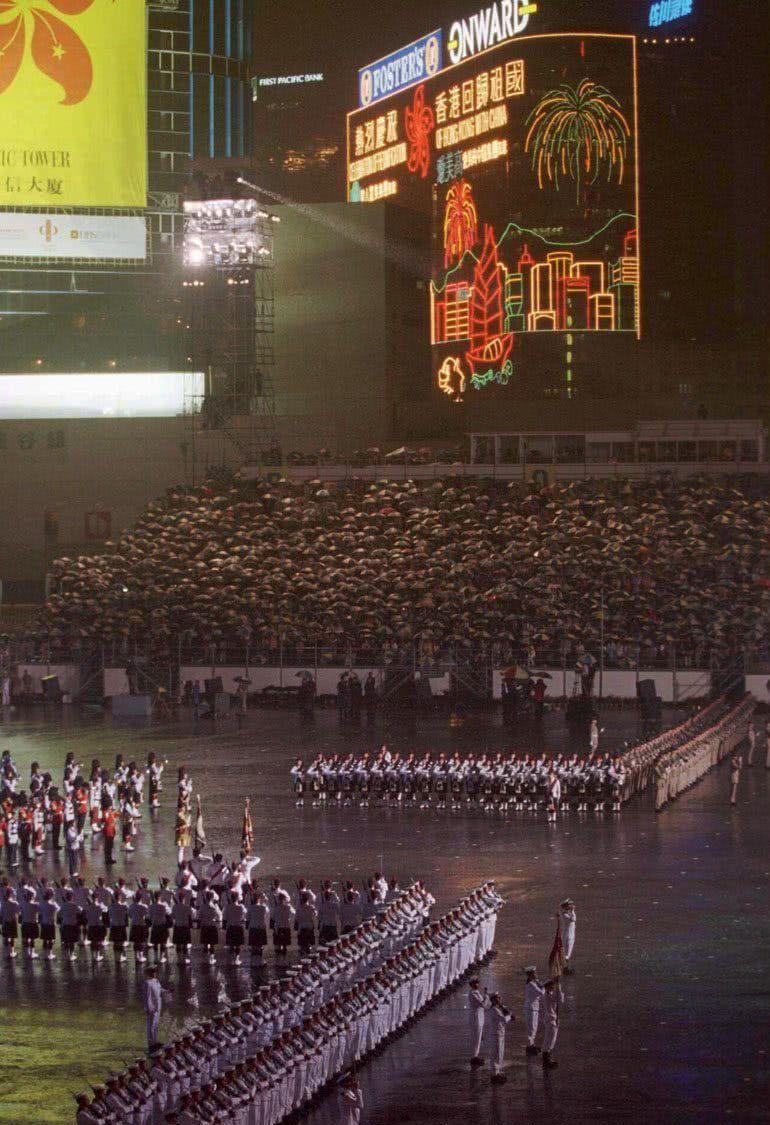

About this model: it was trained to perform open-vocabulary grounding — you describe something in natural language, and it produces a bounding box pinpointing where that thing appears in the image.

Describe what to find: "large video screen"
[347,34,639,395]
[0,372,203,420]
[0,0,146,208]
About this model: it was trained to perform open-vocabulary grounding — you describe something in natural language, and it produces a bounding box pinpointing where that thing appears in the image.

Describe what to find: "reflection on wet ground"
[0,704,768,1124]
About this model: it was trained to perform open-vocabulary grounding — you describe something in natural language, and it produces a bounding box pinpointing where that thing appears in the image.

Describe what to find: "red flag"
[241,798,253,855]
[548,918,565,979]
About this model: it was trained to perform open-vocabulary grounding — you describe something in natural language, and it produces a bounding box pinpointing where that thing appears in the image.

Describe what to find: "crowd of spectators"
[35,475,769,663]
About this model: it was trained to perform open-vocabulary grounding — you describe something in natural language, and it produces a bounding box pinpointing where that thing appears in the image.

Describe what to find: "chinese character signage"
[347,34,640,394]
[0,0,147,208]
[648,0,693,28]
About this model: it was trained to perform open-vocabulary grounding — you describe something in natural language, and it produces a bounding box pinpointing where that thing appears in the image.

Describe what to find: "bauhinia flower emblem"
[0,0,94,105]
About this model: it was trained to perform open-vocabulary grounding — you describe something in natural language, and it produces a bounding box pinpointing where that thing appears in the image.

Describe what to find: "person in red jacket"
[74,784,89,835]
[533,678,546,721]
[17,799,33,863]
[49,790,64,851]
[102,803,117,866]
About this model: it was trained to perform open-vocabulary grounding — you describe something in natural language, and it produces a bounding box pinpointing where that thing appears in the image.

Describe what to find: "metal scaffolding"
[182,202,279,474]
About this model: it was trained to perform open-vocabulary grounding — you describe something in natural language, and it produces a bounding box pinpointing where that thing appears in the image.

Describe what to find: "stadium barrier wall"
[13,666,769,706]
[15,663,81,699]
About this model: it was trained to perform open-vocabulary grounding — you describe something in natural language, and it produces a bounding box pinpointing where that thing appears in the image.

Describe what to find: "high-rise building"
[0,1,254,375]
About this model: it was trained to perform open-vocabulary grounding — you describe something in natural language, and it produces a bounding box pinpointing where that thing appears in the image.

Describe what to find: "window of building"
[85,511,111,541]
[498,435,519,464]
[44,511,59,543]
[472,437,494,464]
[697,441,718,462]
[555,435,585,463]
[612,442,635,463]
[192,2,210,54]
[587,442,610,463]
[523,437,553,464]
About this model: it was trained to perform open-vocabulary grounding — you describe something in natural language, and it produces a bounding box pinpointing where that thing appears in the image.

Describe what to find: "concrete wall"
[0,417,242,589]
[272,202,430,454]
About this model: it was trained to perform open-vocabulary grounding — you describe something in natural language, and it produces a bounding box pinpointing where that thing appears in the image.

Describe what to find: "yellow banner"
[0,0,146,208]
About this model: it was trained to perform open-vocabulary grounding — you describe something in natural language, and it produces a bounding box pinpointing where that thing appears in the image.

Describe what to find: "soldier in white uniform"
[339,1072,364,1125]
[143,965,172,1052]
[540,979,563,1068]
[523,966,545,1054]
[468,978,489,1066]
[487,993,513,1083]
[559,898,577,973]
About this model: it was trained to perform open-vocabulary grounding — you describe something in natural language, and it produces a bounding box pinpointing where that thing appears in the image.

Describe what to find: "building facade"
[0,0,254,374]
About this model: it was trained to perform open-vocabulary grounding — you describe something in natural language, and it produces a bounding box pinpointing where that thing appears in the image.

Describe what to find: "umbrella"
[502,665,530,681]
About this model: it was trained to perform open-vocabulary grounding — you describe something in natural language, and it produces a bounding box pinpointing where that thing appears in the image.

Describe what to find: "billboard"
[0,213,146,260]
[358,30,443,108]
[0,372,203,419]
[347,34,640,395]
[0,0,146,208]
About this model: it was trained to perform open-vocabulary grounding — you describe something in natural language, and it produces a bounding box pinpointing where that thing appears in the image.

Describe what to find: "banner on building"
[0,0,147,207]
[0,212,146,260]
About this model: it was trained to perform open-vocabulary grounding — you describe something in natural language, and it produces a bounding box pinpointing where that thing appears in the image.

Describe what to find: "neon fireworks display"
[347,34,640,395]
[443,179,479,267]
[524,79,631,200]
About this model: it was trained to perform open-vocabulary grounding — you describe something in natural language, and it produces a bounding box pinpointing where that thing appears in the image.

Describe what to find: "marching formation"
[76,882,503,1124]
[0,862,429,967]
[291,749,628,818]
[654,695,754,810]
[0,749,174,873]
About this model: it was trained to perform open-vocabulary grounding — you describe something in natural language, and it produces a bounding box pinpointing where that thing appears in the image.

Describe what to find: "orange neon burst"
[0,0,94,105]
[443,178,479,268]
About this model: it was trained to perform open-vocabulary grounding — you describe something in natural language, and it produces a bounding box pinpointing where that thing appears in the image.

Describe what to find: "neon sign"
[648,0,693,28]
[347,34,640,396]
[359,30,443,108]
[444,179,479,268]
[405,85,436,179]
[447,1,537,65]
[525,79,630,200]
[258,74,324,87]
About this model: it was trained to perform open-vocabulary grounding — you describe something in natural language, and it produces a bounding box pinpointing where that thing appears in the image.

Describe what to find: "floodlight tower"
[182,185,280,470]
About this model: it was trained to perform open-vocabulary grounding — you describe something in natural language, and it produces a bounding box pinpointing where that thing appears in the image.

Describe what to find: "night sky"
[254,0,768,353]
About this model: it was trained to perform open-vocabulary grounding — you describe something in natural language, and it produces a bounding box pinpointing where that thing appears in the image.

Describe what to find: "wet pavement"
[0,703,768,1124]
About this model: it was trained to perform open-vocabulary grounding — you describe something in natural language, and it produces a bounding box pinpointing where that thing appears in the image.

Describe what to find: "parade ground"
[0,704,768,1124]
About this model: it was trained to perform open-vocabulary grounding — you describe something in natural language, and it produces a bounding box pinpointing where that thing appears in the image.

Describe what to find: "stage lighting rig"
[183,195,277,271]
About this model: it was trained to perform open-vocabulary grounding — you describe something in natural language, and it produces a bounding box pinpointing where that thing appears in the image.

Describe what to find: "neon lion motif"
[0,0,94,106]
[404,83,435,180]
[524,78,630,201]
[443,179,478,269]
[437,356,466,402]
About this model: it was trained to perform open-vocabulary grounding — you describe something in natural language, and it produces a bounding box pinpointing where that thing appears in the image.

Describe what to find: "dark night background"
[255,0,768,381]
